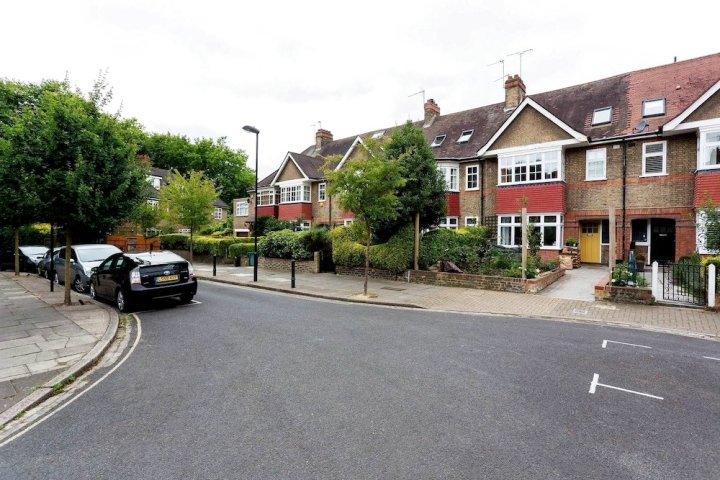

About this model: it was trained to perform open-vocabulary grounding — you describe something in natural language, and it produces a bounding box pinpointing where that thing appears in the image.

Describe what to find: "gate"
[660,263,707,306]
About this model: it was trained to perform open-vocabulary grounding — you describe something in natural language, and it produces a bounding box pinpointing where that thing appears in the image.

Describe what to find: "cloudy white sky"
[2,1,716,178]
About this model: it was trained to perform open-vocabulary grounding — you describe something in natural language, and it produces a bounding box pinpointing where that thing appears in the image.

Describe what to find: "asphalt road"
[2,282,720,479]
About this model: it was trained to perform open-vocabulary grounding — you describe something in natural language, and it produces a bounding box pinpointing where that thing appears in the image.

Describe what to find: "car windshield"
[77,247,119,262]
[21,247,47,255]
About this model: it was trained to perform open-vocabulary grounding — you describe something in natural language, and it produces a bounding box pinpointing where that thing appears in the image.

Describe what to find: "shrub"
[159,234,190,250]
[228,243,255,258]
[301,227,332,258]
[419,226,491,272]
[260,229,311,260]
[333,240,366,268]
[372,225,414,274]
[254,216,302,236]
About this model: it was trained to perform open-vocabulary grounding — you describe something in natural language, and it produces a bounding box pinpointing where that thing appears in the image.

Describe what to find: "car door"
[108,255,127,296]
[55,249,66,282]
[95,255,116,298]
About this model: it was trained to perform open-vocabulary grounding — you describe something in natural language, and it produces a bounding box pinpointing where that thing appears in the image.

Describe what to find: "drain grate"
[381,286,406,292]
[572,308,588,315]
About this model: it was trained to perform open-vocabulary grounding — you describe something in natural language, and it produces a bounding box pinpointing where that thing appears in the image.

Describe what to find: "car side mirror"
[70,259,75,264]
[91,267,98,273]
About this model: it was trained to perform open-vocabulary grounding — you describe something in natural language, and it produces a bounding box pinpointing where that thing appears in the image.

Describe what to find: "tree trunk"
[64,230,72,306]
[414,212,420,271]
[189,228,194,262]
[364,223,371,296]
[14,229,20,276]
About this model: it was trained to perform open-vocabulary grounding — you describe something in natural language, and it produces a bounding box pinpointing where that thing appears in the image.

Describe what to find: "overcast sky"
[2,1,716,178]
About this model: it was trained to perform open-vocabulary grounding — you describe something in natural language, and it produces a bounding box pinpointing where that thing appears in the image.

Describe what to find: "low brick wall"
[259,256,319,274]
[336,266,563,293]
[335,265,401,281]
[606,284,653,304]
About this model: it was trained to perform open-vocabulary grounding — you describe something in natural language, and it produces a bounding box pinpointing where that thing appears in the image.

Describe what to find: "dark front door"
[651,219,675,264]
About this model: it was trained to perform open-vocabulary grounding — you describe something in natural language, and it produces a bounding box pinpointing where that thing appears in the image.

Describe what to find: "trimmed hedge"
[371,225,413,274]
[160,234,189,250]
[419,226,492,272]
[228,243,256,257]
[259,229,312,260]
[160,234,265,257]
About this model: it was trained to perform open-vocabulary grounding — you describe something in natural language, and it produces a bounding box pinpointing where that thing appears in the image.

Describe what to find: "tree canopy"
[141,133,253,205]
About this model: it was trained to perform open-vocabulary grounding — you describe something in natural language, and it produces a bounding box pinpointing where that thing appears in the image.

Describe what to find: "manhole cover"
[572,308,588,315]
[381,286,406,292]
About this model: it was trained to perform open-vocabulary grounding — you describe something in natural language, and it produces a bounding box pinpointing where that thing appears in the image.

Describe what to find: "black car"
[37,247,62,279]
[0,245,47,273]
[89,251,197,312]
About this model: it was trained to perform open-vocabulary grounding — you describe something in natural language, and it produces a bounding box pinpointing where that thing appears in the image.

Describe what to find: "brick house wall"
[489,107,572,150]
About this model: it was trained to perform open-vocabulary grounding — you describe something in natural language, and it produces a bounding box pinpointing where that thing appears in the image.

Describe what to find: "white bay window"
[699,128,720,170]
[438,162,459,192]
[498,149,561,185]
[280,183,311,203]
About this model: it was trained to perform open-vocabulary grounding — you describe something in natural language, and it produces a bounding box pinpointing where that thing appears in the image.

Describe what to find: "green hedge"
[371,224,413,274]
[419,226,492,272]
[160,234,190,250]
[259,229,312,260]
[228,243,256,257]
[160,234,265,257]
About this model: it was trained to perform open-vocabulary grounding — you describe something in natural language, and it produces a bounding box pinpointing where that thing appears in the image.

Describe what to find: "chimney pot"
[423,99,440,127]
[316,128,333,150]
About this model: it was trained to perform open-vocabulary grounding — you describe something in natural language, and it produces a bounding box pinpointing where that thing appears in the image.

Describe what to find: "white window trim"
[698,126,720,171]
[257,189,277,206]
[318,182,327,201]
[497,147,563,186]
[642,98,666,117]
[585,148,607,181]
[631,219,650,246]
[439,216,459,230]
[498,213,563,249]
[641,140,667,177]
[457,129,474,143]
[465,165,479,191]
[214,207,224,220]
[431,135,446,147]
[465,216,479,227]
[278,181,312,204]
[371,130,385,139]
[147,199,159,208]
[438,162,459,192]
[343,218,354,226]
[591,107,612,126]
[235,200,249,216]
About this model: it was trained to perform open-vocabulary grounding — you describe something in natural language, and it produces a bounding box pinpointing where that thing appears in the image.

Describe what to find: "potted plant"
[565,237,578,249]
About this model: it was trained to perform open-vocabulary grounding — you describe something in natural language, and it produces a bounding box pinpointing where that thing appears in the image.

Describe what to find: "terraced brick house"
[235,53,720,264]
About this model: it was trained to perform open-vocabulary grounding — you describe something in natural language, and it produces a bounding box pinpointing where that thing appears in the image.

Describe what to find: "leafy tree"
[3,78,148,304]
[325,138,405,295]
[159,170,219,260]
[130,201,163,238]
[0,80,47,275]
[379,122,446,269]
[141,133,253,205]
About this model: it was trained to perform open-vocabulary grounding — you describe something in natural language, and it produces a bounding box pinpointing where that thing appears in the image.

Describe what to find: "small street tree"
[325,138,405,295]
[381,122,446,269]
[3,78,148,305]
[130,201,163,241]
[159,170,218,261]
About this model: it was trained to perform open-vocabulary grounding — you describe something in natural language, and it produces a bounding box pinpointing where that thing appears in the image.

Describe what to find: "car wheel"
[89,282,97,300]
[180,293,194,304]
[116,289,132,313]
[73,276,85,293]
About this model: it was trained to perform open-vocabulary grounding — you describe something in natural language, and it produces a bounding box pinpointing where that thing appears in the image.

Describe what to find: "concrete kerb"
[0,303,119,429]
[199,275,423,309]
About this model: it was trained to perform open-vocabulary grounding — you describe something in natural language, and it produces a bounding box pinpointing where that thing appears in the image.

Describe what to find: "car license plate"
[156,274,179,283]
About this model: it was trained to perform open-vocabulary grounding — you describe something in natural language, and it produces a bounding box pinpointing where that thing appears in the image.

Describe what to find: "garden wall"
[259,256,319,274]
[335,266,564,293]
[594,273,653,303]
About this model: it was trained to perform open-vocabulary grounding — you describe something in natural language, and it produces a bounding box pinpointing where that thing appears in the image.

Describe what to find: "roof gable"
[665,80,720,130]
[271,153,309,184]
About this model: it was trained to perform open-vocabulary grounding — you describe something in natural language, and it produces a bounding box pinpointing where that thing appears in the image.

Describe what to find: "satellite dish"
[634,119,648,133]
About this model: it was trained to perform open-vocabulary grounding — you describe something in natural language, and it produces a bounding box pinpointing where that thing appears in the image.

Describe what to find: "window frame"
[631,218,649,244]
[497,148,562,186]
[235,200,249,216]
[371,130,385,139]
[214,207,223,220]
[457,129,474,143]
[438,162,459,192]
[438,216,459,230]
[585,147,607,181]
[641,140,667,177]
[257,189,277,206]
[642,98,666,117]
[591,107,612,126]
[699,127,720,170]
[430,135,446,147]
[465,216,479,227]
[465,165,479,191]
[279,183,312,203]
[498,213,563,249]
[318,182,326,201]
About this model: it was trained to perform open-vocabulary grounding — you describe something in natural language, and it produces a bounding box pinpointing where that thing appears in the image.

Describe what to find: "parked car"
[0,245,47,273]
[54,244,122,293]
[37,247,63,279]
[89,250,197,312]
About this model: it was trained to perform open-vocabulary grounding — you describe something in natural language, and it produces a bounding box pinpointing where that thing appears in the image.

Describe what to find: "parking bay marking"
[588,373,663,400]
[602,339,652,350]
[703,356,720,361]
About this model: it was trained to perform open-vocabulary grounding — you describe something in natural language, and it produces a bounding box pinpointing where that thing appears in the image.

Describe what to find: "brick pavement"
[195,264,720,341]
[0,272,112,413]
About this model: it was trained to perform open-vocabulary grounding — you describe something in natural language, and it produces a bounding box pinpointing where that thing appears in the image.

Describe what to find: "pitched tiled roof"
[149,166,170,179]
[256,170,277,188]
[290,152,326,179]
[292,53,720,165]
[213,198,228,208]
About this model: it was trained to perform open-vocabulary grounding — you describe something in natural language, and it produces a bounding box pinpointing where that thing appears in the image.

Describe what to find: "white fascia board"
[664,80,720,131]
[335,137,364,171]
[672,118,720,132]
[477,98,587,156]
[484,138,582,157]
[270,153,309,185]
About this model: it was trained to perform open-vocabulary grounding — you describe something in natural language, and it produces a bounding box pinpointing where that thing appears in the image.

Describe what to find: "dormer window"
[642,98,666,117]
[591,107,612,126]
[371,130,385,139]
[430,135,446,147]
[457,130,474,143]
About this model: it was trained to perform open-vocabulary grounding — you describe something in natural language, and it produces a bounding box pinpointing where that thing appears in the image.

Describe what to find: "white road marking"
[0,314,143,448]
[703,356,720,361]
[602,339,652,349]
[588,373,663,400]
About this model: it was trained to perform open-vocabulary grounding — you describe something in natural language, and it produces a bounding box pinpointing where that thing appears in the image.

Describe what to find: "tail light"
[130,267,141,285]
[188,263,195,278]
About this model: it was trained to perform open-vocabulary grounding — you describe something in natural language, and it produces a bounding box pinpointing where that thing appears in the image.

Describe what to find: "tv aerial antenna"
[507,49,533,77]
[488,59,506,82]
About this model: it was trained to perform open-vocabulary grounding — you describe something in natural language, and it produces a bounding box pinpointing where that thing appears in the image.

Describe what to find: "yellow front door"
[580,222,601,263]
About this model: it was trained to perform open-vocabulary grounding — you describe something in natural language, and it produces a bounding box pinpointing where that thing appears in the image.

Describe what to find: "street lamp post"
[243,125,260,282]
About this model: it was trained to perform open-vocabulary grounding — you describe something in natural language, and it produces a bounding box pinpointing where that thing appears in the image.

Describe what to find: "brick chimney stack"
[423,99,440,127]
[504,75,526,110]
[315,129,333,150]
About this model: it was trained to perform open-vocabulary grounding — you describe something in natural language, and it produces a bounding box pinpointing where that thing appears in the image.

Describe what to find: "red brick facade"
[278,203,313,221]
[495,183,565,214]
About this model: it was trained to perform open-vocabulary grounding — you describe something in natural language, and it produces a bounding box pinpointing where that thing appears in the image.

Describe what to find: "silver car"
[54,244,122,293]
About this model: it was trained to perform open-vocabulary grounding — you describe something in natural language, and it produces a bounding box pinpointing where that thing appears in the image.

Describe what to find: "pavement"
[0,272,118,425]
[195,263,720,341]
